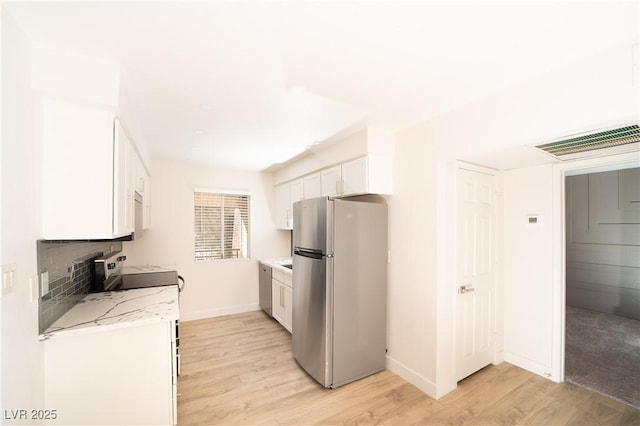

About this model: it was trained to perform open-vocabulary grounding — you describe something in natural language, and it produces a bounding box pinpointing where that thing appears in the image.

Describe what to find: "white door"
[455,166,496,381]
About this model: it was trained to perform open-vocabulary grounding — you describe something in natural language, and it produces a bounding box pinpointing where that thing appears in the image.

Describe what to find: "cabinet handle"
[280,286,284,307]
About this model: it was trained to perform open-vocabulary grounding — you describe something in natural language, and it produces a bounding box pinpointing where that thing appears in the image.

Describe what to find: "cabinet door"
[114,124,136,236]
[290,179,304,228]
[133,154,151,230]
[321,165,342,197]
[42,98,117,239]
[304,173,322,199]
[44,321,174,425]
[283,284,293,332]
[274,184,291,229]
[272,280,286,326]
[341,157,368,195]
[142,168,151,229]
[113,122,129,236]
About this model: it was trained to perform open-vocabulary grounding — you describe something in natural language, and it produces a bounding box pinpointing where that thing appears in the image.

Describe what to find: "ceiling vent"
[534,124,640,160]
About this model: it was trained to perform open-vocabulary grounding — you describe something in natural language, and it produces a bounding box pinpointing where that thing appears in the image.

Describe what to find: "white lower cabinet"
[271,269,292,332]
[44,321,177,425]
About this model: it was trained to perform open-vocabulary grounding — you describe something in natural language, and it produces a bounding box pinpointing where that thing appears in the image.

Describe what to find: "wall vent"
[535,124,640,159]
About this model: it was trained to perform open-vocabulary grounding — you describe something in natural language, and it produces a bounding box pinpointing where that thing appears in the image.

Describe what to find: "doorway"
[563,166,640,409]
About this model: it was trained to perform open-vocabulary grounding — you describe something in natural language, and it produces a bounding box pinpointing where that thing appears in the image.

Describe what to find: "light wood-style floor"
[177,311,640,425]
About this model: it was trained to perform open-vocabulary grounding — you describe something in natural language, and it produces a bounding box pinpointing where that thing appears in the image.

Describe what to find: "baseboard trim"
[181,304,261,322]
[386,355,437,399]
[504,351,556,382]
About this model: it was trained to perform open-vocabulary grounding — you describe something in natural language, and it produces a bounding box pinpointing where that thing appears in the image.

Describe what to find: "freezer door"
[292,197,331,254]
[292,252,332,387]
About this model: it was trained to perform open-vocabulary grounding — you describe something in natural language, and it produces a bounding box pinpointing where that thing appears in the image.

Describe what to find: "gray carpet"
[565,306,640,410]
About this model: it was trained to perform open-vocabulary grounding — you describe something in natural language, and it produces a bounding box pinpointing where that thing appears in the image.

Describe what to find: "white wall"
[387,40,638,398]
[1,9,45,413]
[122,159,290,321]
[384,127,439,395]
[503,165,555,378]
[1,5,4,410]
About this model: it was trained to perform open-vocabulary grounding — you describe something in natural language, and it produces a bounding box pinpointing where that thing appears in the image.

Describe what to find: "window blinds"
[194,191,250,261]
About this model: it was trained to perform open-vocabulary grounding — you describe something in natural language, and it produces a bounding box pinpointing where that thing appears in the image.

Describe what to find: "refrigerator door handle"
[294,247,324,259]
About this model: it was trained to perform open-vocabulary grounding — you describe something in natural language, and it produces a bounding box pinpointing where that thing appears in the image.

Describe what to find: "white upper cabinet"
[322,155,392,198]
[274,155,392,228]
[42,98,148,239]
[132,151,151,229]
[275,179,303,230]
[42,98,121,239]
[36,47,151,239]
[290,179,304,205]
[341,157,368,195]
[274,184,291,230]
[113,121,134,236]
[321,165,343,197]
[303,173,322,199]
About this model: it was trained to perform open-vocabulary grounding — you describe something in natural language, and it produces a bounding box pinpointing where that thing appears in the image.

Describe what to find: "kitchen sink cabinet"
[41,97,149,239]
[43,320,177,425]
[271,268,292,332]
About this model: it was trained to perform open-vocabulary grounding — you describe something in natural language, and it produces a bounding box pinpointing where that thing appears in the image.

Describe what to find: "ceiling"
[5,1,638,171]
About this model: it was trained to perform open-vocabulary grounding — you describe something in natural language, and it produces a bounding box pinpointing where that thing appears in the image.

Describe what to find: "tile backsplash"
[37,240,122,333]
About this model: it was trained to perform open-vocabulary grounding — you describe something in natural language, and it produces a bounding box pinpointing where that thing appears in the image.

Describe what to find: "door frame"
[452,161,503,381]
[551,151,640,382]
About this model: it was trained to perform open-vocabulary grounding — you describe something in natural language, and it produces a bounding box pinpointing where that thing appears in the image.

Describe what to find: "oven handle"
[178,275,185,293]
[103,273,123,292]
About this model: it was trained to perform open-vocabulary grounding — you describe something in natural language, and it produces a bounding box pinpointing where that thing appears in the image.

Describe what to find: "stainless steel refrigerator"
[292,196,387,388]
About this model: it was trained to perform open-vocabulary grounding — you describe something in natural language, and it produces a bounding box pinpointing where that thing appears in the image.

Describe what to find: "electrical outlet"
[2,263,17,295]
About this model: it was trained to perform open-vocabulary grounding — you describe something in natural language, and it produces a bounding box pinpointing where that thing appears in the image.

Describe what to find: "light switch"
[40,271,50,296]
[2,263,17,295]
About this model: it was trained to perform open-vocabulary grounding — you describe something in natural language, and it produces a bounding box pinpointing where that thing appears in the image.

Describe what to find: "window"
[194,190,250,261]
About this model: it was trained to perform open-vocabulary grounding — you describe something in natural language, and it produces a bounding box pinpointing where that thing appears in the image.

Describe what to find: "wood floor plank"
[177,311,640,425]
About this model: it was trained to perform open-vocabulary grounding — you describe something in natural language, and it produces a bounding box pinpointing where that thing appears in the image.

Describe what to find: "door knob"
[459,284,475,294]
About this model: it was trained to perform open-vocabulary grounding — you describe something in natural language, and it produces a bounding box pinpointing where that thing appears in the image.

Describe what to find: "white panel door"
[456,167,496,381]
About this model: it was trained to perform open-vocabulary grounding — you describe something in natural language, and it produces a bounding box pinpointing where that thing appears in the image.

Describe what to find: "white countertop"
[260,257,293,274]
[41,286,179,340]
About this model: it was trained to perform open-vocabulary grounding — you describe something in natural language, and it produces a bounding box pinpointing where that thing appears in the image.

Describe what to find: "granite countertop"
[40,286,179,340]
